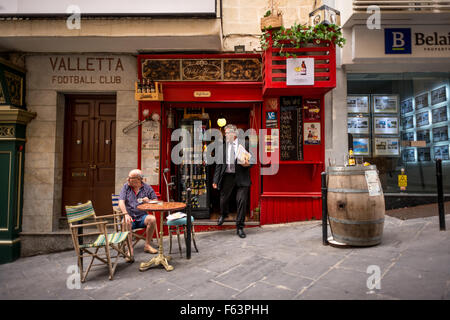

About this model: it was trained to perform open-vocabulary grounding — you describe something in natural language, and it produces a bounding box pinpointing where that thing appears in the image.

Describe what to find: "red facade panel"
[135,50,336,228]
[261,195,322,225]
[262,40,336,96]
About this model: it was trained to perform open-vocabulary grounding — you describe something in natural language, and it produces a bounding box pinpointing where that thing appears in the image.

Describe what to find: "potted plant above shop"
[260,22,346,58]
[260,10,283,31]
[260,0,282,31]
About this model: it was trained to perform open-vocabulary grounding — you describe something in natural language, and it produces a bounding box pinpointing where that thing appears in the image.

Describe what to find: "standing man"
[212,124,252,238]
[119,169,158,257]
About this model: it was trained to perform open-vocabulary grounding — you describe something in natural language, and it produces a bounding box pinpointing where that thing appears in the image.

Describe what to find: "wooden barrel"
[327,165,385,246]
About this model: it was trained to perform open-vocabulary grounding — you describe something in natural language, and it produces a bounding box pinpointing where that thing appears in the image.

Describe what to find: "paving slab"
[0,214,449,300]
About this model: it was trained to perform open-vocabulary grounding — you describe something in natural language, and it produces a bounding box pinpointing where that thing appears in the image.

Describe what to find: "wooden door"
[63,95,116,216]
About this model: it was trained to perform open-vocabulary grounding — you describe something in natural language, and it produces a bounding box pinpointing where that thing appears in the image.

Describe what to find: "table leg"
[139,210,174,272]
[159,210,164,255]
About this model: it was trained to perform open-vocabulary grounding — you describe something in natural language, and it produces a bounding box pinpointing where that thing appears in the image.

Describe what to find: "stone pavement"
[0,214,449,300]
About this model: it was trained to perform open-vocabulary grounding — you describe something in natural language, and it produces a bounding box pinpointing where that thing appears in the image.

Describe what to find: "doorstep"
[193,220,260,226]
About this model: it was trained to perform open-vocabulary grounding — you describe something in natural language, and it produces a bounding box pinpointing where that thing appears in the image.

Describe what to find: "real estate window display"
[347,73,450,195]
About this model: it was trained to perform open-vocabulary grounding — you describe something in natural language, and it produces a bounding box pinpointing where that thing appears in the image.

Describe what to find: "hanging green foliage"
[260,23,346,58]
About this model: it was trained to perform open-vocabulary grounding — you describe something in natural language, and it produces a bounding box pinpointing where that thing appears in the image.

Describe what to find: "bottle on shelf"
[348,149,356,166]
[142,79,147,93]
[201,165,206,180]
[150,81,156,93]
[137,79,142,93]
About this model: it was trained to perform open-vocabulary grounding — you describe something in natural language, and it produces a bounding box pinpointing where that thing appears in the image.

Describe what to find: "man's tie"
[228,143,235,173]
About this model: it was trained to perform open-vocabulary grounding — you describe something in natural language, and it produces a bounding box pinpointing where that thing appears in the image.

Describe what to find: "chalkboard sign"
[280,96,303,161]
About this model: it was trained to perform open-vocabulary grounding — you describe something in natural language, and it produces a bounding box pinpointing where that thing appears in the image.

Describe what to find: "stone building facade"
[0,0,349,258]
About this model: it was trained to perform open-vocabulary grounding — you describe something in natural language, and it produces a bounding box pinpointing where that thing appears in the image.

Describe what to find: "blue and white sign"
[266,112,277,120]
[354,25,450,59]
[385,28,412,54]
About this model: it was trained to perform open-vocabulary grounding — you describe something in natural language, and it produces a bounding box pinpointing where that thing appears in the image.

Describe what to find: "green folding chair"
[166,214,199,257]
[65,201,132,282]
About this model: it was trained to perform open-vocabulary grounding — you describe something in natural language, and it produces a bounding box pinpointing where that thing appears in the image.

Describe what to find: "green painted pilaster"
[0,59,33,263]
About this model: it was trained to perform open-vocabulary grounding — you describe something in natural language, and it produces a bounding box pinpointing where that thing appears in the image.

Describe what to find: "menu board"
[280,96,303,161]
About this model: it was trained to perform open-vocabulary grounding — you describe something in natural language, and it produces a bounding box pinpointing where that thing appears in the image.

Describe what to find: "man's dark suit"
[213,140,252,231]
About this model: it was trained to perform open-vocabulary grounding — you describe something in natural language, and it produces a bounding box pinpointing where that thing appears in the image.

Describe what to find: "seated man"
[119,169,158,256]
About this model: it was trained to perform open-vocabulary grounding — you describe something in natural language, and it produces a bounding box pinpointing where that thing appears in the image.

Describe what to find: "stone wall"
[222,0,346,166]
[22,54,138,235]
[222,0,318,52]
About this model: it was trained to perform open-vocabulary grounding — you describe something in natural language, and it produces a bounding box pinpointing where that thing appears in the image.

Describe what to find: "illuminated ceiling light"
[217,117,227,128]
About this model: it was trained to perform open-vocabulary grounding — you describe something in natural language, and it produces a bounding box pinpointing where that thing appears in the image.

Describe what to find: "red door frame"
[136,53,334,227]
[137,54,263,217]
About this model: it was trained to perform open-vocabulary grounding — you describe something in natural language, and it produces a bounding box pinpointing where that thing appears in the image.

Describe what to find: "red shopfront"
[136,47,335,229]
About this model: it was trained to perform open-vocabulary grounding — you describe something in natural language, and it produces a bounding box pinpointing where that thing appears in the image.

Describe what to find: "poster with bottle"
[304,122,321,145]
[286,58,314,86]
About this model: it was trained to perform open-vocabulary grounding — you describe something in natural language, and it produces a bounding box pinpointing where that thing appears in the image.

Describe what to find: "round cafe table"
[137,201,186,272]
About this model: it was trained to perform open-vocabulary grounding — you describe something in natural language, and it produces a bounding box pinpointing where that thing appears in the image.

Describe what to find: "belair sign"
[351,25,450,60]
[385,26,450,56]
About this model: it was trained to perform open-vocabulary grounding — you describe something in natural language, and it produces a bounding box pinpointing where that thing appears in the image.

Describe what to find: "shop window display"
[347,73,450,199]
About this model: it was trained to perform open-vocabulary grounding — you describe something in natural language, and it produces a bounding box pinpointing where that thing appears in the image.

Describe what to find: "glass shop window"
[347,72,450,203]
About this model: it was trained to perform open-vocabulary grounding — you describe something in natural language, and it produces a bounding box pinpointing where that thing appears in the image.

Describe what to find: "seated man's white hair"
[128,169,144,179]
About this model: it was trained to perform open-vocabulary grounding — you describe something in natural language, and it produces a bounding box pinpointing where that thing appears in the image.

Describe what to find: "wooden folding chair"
[111,194,159,249]
[65,201,132,283]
